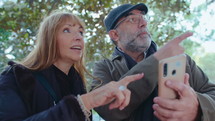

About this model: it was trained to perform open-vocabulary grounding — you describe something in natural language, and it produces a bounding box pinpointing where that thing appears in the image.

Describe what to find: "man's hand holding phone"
[152,32,200,121]
[158,54,186,99]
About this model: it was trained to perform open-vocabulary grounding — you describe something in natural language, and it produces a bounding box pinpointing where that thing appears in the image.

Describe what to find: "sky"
[190,0,215,53]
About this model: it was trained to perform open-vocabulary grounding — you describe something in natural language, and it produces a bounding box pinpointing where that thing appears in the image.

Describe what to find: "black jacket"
[0,62,86,121]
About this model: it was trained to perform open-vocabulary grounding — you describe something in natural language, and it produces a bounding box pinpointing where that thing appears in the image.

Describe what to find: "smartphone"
[158,54,186,99]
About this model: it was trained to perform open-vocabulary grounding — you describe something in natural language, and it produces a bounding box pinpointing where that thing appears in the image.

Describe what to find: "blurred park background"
[0,0,215,120]
[1,0,214,80]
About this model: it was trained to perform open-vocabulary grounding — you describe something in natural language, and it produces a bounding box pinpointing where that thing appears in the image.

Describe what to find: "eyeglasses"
[113,13,148,29]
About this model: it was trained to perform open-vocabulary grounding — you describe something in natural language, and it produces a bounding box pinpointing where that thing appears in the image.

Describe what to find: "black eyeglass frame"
[113,11,147,29]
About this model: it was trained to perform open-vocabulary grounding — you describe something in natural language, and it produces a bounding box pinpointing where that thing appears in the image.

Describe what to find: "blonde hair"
[20,10,87,85]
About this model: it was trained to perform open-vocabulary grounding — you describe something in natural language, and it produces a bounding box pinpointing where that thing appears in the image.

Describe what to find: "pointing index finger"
[170,31,193,44]
[118,73,144,87]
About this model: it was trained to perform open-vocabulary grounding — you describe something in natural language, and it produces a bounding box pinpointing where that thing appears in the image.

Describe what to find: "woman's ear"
[109,30,119,43]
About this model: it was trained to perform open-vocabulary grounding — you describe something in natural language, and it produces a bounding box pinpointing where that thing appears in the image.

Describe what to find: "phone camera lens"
[172,70,176,75]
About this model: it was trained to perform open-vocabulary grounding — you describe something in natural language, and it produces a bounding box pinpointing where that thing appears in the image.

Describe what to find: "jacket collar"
[111,47,123,61]
[112,47,137,70]
[111,41,157,61]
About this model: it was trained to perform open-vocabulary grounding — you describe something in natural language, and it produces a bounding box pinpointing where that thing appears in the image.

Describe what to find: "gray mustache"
[136,29,149,36]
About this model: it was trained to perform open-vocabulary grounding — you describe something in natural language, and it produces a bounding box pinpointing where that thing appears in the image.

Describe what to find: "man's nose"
[138,17,147,28]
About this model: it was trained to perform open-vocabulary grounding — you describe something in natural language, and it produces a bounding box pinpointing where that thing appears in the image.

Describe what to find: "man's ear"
[109,30,119,43]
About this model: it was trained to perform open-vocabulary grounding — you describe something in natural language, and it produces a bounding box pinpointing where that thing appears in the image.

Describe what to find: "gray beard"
[124,36,151,53]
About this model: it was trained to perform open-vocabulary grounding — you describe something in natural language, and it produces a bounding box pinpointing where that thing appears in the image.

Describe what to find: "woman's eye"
[63,29,70,33]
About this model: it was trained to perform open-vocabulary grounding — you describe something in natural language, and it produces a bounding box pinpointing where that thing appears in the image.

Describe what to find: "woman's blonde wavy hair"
[20,10,88,85]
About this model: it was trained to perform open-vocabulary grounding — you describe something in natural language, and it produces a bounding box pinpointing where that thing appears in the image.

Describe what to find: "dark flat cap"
[104,3,148,32]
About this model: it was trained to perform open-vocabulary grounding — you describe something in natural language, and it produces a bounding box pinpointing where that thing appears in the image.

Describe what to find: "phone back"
[158,54,186,99]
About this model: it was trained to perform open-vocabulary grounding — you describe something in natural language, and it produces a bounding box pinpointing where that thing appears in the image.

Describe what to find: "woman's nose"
[74,32,83,41]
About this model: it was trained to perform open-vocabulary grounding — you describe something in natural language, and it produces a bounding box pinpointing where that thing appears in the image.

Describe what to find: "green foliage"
[198,53,215,81]
[182,40,201,57]
[0,0,64,69]
[0,0,214,83]
[0,28,11,69]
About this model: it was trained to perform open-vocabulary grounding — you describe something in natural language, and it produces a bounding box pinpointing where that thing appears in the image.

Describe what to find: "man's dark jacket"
[92,42,215,121]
